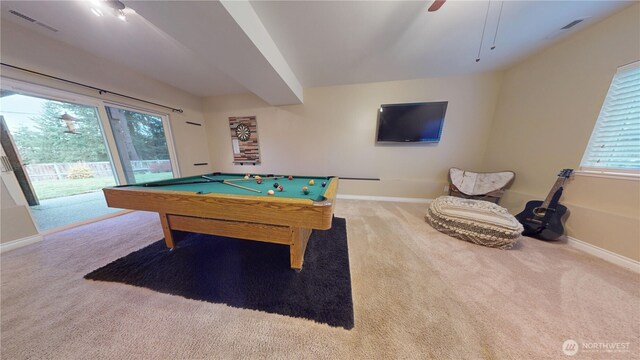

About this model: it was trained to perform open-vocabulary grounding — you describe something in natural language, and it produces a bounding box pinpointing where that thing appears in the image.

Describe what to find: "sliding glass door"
[0,78,179,232]
[105,105,176,184]
[0,92,120,231]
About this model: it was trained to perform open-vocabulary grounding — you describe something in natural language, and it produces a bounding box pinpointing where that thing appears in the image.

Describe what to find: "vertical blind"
[580,61,640,171]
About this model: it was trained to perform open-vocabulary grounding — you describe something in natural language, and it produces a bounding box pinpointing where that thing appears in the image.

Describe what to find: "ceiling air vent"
[8,9,59,32]
[545,17,590,40]
[561,19,584,30]
[8,10,36,23]
[35,21,59,33]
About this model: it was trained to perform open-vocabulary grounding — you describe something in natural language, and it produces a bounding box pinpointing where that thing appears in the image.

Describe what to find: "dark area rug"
[85,217,353,329]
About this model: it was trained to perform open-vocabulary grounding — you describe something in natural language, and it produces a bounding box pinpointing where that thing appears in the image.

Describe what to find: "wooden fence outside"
[25,160,171,181]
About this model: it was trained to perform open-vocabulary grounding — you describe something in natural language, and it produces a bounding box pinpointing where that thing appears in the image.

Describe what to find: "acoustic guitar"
[515,169,573,241]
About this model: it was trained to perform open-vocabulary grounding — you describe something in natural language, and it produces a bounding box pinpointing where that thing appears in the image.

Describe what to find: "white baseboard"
[41,209,132,235]
[337,194,432,203]
[567,236,640,273]
[0,234,43,254]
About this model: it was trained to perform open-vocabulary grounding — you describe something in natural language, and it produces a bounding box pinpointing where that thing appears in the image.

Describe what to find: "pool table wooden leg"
[158,212,175,249]
[290,227,312,270]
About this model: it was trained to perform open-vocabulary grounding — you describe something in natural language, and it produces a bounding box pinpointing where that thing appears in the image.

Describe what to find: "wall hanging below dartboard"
[229,116,260,165]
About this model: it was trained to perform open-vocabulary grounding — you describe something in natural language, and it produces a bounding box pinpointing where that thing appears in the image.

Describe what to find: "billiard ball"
[267,190,275,195]
[255,175,262,180]
[302,186,309,195]
[244,175,250,179]
[278,185,284,192]
[256,179,263,184]
[309,179,315,186]
[321,181,327,187]
[288,175,293,180]
[273,182,279,188]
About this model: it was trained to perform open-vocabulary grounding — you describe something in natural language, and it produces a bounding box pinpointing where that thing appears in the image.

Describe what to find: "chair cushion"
[425,196,523,249]
[449,168,514,196]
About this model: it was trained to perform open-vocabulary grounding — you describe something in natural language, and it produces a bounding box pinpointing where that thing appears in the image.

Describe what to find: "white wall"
[1,177,38,243]
[204,72,502,198]
[482,4,640,261]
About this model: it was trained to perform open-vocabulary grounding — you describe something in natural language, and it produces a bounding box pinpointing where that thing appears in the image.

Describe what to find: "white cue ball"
[267,190,275,195]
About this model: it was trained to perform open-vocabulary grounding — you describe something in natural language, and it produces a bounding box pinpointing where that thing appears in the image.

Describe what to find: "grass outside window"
[31,172,173,200]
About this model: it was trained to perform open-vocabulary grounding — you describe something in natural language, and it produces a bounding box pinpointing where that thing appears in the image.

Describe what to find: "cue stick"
[201,175,262,193]
[144,176,246,188]
[224,176,283,182]
[143,175,226,187]
[143,179,218,187]
[223,178,254,182]
[222,181,261,193]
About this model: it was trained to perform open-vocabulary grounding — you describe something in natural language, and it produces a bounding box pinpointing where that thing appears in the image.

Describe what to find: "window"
[580,61,640,174]
[105,105,176,184]
[0,77,180,231]
[0,90,119,231]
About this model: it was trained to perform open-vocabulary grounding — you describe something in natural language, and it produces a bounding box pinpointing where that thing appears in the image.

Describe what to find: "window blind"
[580,61,640,171]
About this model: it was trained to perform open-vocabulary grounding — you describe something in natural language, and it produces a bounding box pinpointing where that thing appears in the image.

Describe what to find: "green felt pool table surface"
[131,173,334,202]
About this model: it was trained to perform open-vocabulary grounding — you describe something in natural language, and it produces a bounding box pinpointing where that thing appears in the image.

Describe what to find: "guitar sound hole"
[533,207,547,217]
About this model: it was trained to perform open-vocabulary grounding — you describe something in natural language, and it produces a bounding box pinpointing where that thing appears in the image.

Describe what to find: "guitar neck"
[541,177,567,209]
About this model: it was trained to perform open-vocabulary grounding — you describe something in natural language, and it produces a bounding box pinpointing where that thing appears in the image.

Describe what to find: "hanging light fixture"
[104,1,125,11]
[104,0,127,21]
[117,9,127,22]
[89,0,128,22]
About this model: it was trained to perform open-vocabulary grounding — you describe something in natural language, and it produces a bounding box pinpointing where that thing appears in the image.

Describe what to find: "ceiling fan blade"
[428,0,446,12]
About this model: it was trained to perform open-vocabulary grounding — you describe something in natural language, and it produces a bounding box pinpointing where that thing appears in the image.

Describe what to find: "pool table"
[102,173,339,270]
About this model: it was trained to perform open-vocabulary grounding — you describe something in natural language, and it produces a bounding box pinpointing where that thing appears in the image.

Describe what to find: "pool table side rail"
[103,177,339,230]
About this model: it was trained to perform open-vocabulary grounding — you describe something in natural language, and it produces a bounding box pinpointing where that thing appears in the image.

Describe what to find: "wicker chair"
[448,168,515,204]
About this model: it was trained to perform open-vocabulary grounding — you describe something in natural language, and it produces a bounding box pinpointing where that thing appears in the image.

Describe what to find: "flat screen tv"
[376,101,448,143]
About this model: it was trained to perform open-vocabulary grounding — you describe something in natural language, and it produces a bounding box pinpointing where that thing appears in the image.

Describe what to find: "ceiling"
[0,1,634,105]
[250,0,633,86]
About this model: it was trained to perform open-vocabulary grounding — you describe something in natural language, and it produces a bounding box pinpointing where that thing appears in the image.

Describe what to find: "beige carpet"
[1,200,638,359]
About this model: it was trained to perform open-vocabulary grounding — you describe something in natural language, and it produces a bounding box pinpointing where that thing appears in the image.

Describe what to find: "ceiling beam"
[131,1,303,105]
[220,1,303,105]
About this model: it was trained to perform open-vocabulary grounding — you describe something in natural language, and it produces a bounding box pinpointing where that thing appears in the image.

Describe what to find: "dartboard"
[235,123,250,141]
